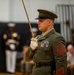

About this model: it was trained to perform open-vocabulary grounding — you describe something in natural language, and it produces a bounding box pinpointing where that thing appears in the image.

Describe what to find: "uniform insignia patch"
[56,42,66,54]
[56,68,64,75]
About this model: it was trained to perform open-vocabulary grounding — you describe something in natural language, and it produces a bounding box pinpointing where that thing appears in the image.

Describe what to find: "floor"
[0,74,14,75]
[0,72,32,75]
[0,72,22,75]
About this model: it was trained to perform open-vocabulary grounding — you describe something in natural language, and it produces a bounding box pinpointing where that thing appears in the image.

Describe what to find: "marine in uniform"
[3,23,20,74]
[26,9,67,75]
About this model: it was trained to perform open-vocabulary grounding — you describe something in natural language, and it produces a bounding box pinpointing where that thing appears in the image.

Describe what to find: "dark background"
[0,22,60,72]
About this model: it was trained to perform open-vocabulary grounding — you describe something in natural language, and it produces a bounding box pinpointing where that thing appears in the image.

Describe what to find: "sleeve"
[25,35,40,61]
[25,47,36,61]
[52,36,67,75]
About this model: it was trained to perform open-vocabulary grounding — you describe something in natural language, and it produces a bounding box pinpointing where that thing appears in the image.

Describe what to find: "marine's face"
[37,19,51,32]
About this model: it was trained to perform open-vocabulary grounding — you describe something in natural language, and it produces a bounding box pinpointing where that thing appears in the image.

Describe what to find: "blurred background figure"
[67,43,74,75]
[67,43,74,66]
[3,23,20,74]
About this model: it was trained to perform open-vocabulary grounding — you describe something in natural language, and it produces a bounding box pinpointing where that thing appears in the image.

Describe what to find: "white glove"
[30,38,38,50]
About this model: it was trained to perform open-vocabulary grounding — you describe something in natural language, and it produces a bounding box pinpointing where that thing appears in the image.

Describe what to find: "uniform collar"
[42,28,54,36]
[38,29,55,41]
[44,29,55,38]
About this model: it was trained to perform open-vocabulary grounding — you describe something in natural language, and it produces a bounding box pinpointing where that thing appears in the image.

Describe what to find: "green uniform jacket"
[26,29,67,75]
